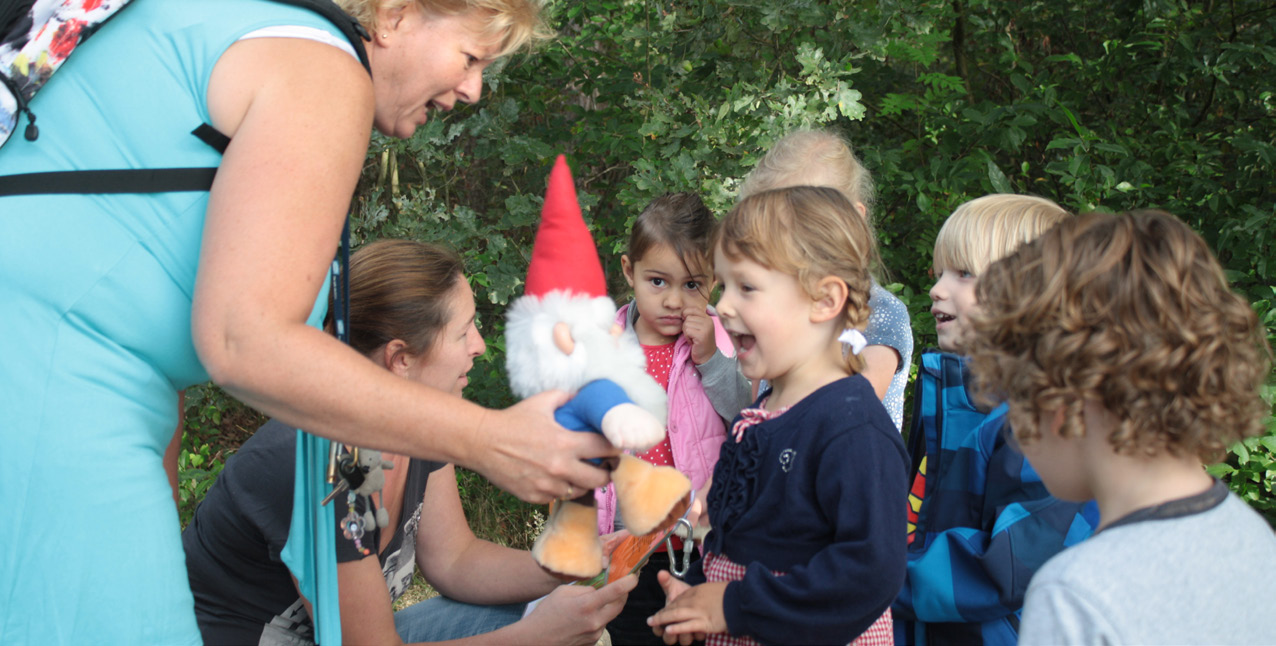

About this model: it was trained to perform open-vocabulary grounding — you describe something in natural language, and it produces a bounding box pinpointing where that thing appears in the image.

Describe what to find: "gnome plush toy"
[506,155,692,579]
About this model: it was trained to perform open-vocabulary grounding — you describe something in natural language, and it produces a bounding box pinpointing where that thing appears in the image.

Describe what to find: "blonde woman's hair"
[969,210,1271,462]
[717,186,875,375]
[335,0,552,58]
[932,194,1071,276]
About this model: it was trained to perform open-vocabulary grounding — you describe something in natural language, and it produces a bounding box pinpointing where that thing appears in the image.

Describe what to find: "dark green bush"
[177,385,266,526]
[185,0,1276,533]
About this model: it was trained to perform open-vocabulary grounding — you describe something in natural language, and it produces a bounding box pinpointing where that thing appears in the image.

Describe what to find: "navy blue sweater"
[690,375,909,645]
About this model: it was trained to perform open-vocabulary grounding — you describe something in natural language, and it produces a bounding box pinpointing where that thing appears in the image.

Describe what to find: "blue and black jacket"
[892,351,1099,645]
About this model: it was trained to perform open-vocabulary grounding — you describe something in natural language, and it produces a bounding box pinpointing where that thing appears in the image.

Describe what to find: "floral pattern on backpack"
[1,0,133,145]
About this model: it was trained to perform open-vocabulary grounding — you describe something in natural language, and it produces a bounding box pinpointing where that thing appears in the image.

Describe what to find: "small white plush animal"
[351,449,394,529]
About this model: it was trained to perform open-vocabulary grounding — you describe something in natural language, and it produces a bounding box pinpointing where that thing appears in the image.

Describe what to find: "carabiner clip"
[665,517,695,579]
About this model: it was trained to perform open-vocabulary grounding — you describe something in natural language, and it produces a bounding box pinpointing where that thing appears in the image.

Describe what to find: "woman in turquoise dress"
[0,0,614,643]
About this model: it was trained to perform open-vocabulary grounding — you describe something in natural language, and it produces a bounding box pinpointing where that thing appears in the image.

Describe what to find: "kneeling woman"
[183,240,634,645]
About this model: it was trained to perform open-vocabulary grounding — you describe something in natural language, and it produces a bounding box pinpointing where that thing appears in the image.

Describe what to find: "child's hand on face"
[682,305,717,365]
[649,574,727,645]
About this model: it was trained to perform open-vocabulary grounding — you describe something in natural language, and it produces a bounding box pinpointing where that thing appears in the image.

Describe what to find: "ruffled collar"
[729,397,791,443]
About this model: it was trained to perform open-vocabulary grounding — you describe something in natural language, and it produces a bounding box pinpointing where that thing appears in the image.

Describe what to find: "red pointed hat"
[524,155,608,298]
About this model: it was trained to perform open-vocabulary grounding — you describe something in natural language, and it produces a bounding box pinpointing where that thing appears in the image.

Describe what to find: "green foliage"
[455,467,545,550]
[177,385,266,527]
[1208,384,1276,526]
[188,0,1275,538]
[351,0,886,414]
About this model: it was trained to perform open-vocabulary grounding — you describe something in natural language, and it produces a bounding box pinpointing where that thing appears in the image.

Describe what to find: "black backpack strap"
[330,218,352,343]
[192,123,231,154]
[0,167,217,196]
[0,127,220,196]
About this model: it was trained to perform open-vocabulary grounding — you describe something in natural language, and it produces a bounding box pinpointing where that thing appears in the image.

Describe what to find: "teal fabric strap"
[282,431,342,645]
[282,267,342,644]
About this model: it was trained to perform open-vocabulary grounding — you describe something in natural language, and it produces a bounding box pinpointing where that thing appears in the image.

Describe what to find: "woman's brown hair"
[329,239,466,359]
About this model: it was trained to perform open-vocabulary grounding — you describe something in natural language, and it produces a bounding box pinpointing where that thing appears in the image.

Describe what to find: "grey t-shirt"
[1020,480,1276,645]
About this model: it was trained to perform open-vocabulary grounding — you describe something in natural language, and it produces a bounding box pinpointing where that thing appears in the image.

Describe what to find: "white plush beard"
[505,291,667,422]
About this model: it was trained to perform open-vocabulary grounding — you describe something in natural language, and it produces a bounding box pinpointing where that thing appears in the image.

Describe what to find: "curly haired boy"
[969,209,1276,644]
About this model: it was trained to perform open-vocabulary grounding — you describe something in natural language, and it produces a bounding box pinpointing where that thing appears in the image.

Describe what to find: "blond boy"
[968,209,1276,644]
[894,194,1098,646]
[928,194,1073,353]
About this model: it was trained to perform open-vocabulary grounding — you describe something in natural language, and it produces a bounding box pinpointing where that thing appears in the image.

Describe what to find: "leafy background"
[180,0,1276,540]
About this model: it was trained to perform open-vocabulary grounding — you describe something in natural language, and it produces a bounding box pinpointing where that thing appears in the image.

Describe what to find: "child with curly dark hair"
[968,209,1276,644]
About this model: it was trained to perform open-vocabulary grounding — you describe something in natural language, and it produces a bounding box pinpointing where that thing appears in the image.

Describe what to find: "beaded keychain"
[324,445,392,557]
[341,491,372,556]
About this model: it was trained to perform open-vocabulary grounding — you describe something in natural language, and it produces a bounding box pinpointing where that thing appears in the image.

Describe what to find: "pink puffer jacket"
[596,303,734,534]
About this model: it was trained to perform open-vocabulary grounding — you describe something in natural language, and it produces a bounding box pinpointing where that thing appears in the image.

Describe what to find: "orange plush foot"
[613,453,692,536]
[531,500,604,579]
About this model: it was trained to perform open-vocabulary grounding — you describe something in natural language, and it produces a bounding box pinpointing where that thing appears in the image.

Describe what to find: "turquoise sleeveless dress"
[0,0,343,642]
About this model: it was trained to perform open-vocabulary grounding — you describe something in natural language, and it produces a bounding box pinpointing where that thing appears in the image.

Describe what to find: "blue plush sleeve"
[554,379,631,433]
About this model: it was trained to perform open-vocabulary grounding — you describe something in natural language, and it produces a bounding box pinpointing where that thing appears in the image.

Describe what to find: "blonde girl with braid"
[648,186,908,646]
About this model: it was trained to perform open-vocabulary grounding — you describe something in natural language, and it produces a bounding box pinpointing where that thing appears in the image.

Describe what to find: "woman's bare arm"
[416,466,559,604]
[193,38,613,503]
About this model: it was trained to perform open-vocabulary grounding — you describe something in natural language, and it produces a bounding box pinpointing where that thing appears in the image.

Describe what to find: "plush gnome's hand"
[508,155,691,579]
[600,402,664,452]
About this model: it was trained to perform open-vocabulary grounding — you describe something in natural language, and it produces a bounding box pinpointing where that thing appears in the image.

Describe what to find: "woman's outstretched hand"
[472,389,619,504]
[518,575,637,646]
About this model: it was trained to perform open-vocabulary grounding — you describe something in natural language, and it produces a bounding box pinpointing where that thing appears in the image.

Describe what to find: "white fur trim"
[505,291,667,422]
